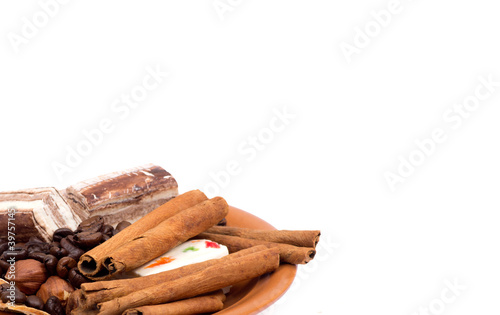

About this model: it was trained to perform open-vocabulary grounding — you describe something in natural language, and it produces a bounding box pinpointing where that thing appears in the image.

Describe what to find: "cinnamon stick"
[97,247,280,315]
[98,197,228,280]
[78,190,208,278]
[205,225,321,248]
[66,290,98,315]
[195,232,316,264]
[122,291,226,315]
[80,246,267,309]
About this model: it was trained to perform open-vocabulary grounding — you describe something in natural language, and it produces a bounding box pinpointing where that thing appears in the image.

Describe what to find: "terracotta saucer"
[213,206,297,315]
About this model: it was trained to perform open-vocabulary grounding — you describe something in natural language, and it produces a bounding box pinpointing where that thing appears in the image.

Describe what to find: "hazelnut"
[14,259,48,295]
[36,275,74,307]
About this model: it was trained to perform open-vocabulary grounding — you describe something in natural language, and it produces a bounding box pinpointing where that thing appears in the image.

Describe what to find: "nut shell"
[14,259,48,295]
[36,276,74,307]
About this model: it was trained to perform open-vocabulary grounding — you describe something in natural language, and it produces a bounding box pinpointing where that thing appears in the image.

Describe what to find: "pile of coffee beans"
[0,216,130,315]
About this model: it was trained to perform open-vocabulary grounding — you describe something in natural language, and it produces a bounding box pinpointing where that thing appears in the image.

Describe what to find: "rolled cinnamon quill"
[81,246,267,308]
[97,247,280,315]
[66,290,91,315]
[99,197,229,279]
[195,232,316,264]
[206,225,321,248]
[122,291,226,315]
[79,190,208,278]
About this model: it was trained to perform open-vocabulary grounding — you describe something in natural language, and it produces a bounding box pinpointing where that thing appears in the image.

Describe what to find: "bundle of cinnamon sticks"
[78,190,214,280]
[71,246,280,314]
[71,190,320,314]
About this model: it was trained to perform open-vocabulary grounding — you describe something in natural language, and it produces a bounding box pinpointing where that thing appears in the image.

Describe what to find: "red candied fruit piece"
[205,241,220,249]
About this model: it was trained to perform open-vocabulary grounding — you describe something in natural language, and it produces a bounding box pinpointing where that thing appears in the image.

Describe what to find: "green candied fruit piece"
[183,246,199,252]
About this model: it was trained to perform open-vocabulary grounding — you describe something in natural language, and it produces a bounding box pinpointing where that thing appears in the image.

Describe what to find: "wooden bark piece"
[0,302,50,315]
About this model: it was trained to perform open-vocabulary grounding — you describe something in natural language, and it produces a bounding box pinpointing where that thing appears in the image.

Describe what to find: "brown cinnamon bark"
[66,290,100,315]
[195,232,316,264]
[205,225,321,248]
[78,190,208,278]
[0,301,51,315]
[99,197,229,279]
[80,246,266,309]
[97,247,280,315]
[122,291,226,315]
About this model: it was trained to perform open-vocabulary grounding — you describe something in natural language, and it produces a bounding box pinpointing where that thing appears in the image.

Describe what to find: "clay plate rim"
[213,206,297,315]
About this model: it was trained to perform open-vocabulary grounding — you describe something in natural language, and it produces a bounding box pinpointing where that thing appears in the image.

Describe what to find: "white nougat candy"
[132,239,229,277]
[0,164,178,243]
[0,188,80,242]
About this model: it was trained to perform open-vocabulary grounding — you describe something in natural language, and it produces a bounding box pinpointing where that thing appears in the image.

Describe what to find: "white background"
[1,1,500,314]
